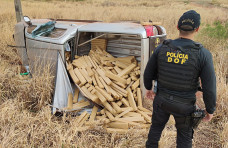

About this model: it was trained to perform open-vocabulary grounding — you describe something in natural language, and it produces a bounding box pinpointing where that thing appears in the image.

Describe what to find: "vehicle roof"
[77,22,147,38]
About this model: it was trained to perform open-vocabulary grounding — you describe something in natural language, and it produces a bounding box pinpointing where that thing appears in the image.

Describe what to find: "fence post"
[14,0,23,23]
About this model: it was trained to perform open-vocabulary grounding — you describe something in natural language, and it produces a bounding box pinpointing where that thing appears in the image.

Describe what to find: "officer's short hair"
[179,25,196,36]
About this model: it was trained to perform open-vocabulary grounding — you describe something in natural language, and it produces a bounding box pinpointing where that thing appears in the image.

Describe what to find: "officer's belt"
[157,91,195,105]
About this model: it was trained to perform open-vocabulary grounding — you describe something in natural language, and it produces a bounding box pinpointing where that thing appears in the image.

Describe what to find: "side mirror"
[24,16,32,25]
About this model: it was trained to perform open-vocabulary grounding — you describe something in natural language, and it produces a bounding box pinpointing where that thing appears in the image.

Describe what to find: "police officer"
[144,10,216,148]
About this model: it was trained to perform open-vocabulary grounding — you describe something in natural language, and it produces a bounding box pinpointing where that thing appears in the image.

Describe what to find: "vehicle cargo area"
[60,32,153,131]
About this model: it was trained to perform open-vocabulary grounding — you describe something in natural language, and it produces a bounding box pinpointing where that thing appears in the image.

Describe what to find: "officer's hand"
[202,111,213,122]
[195,91,202,99]
[145,90,156,101]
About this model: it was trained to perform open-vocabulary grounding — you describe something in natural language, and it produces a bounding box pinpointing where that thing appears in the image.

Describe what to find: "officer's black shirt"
[144,38,216,114]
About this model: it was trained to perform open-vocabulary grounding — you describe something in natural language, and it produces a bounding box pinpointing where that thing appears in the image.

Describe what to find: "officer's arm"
[199,49,216,114]
[143,47,159,90]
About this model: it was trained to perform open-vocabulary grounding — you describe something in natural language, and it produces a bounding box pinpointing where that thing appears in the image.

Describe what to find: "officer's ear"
[177,25,180,30]
[195,27,200,32]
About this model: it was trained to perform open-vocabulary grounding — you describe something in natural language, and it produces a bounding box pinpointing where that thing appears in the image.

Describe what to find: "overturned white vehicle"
[14,16,166,114]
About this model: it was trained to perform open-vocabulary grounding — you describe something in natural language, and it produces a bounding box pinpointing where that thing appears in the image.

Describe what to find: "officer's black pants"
[146,95,195,148]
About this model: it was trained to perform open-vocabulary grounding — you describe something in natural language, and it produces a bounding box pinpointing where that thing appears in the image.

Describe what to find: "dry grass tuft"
[0,58,54,111]
[0,0,227,147]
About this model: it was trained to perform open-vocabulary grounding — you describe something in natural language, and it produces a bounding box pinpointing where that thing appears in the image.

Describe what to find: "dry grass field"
[0,0,228,147]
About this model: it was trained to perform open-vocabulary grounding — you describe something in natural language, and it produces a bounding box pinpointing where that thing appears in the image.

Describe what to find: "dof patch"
[166,51,189,64]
